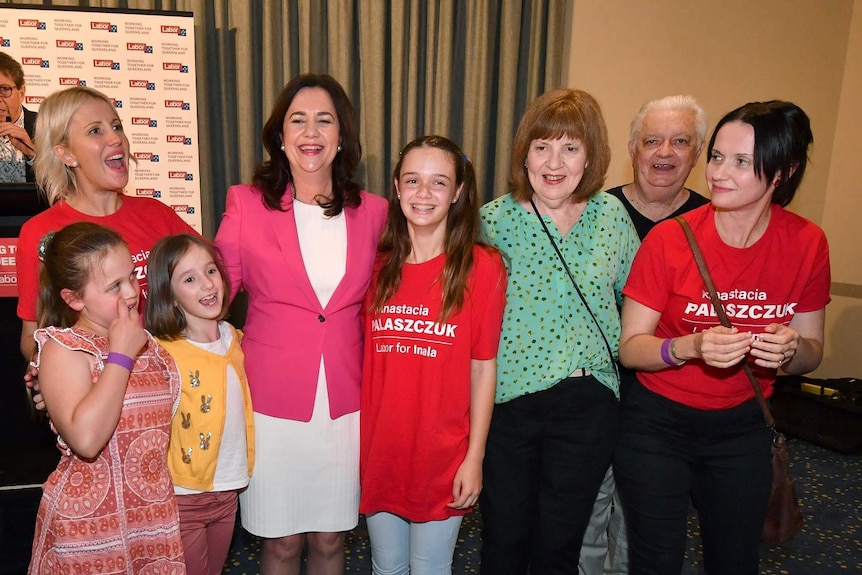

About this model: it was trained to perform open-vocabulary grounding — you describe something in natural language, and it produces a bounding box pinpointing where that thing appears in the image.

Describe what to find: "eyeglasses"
[0,85,18,98]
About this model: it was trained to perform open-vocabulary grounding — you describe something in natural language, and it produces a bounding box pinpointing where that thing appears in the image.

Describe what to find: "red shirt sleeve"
[469,247,507,360]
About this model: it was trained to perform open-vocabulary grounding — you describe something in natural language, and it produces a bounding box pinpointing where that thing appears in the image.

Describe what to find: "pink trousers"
[177,490,239,575]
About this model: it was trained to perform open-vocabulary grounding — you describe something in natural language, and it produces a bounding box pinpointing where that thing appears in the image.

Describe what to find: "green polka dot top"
[480,193,639,403]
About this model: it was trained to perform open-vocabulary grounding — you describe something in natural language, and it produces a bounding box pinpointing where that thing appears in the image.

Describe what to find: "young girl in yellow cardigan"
[146,233,255,575]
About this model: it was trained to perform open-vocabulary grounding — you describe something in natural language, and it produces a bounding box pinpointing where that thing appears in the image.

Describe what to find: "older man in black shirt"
[580,95,709,575]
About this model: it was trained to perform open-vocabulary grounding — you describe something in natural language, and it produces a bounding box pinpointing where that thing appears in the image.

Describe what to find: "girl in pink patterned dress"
[28,222,186,575]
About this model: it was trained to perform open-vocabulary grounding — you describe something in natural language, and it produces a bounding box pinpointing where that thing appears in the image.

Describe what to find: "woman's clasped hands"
[695,323,798,369]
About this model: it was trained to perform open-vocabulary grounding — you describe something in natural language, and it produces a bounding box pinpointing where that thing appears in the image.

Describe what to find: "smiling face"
[395,147,461,235]
[69,245,138,336]
[525,135,588,208]
[706,121,776,214]
[0,70,25,122]
[169,243,225,338]
[630,109,701,198]
[55,97,130,196]
[281,87,340,178]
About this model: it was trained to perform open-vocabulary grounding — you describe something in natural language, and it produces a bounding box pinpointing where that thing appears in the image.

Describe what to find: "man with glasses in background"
[0,52,37,183]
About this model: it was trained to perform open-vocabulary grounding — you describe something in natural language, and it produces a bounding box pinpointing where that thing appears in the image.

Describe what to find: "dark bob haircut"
[509,89,610,203]
[145,234,231,341]
[708,100,813,207]
[253,73,362,216]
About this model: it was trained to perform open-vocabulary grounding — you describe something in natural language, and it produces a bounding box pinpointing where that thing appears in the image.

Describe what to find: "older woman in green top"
[478,89,639,575]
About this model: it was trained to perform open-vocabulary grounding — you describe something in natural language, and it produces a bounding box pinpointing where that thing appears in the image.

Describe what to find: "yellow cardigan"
[159,323,255,491]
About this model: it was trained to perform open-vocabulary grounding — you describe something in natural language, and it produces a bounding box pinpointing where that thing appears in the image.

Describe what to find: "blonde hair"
[34,86,121,205]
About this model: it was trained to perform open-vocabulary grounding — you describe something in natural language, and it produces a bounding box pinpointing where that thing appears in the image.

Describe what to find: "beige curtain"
[27,0,565,236]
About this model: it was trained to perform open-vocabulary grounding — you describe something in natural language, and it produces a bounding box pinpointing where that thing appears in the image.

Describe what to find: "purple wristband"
[106,352,134,371]
[660,338,677,366]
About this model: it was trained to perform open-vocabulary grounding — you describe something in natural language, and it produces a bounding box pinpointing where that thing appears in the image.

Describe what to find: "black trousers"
[479,376,619,575]
[614,381,772,575]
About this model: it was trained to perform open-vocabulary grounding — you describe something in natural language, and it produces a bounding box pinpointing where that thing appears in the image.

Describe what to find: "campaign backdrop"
[0,5,202,296]
[0,239,16,297]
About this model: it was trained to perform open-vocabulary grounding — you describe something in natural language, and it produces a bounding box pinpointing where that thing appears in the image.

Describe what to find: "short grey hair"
[629,95,707,150]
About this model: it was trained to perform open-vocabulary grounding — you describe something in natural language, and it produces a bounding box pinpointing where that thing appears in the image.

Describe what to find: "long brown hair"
[371,135,488,321]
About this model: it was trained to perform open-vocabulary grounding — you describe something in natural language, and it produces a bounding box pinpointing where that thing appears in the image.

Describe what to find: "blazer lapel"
[325,203,368,313]
[271,198,323,312]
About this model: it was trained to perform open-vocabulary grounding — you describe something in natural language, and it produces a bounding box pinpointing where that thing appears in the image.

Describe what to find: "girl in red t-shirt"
[360,136,507,574]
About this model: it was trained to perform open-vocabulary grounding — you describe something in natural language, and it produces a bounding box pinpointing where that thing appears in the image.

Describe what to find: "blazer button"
[318,314,326,322]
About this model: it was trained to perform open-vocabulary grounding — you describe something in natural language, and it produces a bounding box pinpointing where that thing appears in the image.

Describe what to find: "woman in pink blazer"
[215,74,386,575]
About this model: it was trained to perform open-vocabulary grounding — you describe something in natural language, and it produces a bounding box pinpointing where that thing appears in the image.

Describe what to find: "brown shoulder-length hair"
[371,135,491,322]
[145,234,231,340]
[253,74,362,217]
[509,89,611,203]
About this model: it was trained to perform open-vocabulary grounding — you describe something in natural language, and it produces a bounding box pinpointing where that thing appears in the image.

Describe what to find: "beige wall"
[820,0,862,377]
[565,0,861,377]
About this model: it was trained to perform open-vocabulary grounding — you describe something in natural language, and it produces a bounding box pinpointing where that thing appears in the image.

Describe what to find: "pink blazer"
[215,183,387,421]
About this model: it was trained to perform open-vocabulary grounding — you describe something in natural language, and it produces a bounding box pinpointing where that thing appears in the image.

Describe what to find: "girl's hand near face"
[107,298,147,359]
[40,301,142,460]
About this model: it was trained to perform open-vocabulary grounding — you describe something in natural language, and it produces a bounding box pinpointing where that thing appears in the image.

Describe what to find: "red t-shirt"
[623,204,830,409]
[17,195,195,321]
[360,246,507,521]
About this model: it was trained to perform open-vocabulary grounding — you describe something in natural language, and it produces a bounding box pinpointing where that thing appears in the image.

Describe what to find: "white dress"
[239,199,359,537]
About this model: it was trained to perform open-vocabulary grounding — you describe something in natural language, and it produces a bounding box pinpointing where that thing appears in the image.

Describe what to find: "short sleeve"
[623,223,675,314]
[469,248,507,360]
[798,231,831,312]
[15,220,43,321]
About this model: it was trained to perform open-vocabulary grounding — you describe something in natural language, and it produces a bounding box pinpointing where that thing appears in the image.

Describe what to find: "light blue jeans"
[366,512,464,575]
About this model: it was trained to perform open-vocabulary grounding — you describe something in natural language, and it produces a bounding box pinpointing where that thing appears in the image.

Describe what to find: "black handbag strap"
[529,198,618,380]
[675,216,776,430]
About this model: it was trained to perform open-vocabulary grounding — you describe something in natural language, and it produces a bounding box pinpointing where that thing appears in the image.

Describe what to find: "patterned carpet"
[1,437,857,574]
[218,438,861,575]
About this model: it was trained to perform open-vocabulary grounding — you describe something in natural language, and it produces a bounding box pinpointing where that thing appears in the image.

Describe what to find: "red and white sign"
[0,239,19,298]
